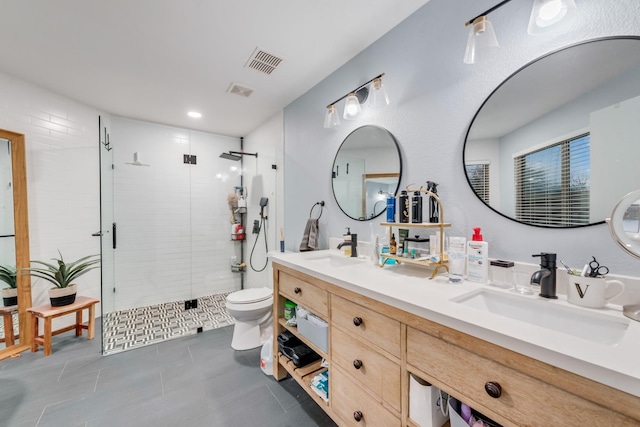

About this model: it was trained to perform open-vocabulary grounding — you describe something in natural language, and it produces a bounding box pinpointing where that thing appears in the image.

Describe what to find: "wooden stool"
[0,305,18,347]
[28,296,99,356]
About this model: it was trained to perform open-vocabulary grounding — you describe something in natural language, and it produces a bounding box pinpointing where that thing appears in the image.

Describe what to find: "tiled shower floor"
[102,292,235,355]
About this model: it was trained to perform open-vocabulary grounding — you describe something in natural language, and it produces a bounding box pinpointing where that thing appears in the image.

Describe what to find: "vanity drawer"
[278,272,328,318]
[406,326,638,427]
[331,366,401,427]
[331,295,400,358]
[331,327,401,413]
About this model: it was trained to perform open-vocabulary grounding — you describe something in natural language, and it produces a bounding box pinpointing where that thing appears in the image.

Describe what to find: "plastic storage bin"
[297,313,328,353]
[409,374,449,427]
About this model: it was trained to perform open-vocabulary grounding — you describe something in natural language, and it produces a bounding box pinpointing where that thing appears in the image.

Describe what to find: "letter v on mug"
[567,276,625,308]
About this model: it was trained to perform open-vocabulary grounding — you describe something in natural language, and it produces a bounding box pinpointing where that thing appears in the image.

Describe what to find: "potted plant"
[24,252,100,306]
[0,265,18,306]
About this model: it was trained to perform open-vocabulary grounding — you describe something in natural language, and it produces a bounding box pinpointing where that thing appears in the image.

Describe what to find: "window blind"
[514,133,590,226]
[466,163,490,204]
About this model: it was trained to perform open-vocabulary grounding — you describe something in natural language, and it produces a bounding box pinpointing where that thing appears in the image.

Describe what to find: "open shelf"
[278,353,329,407]
[380,253,448,268]
[380,222,451,229]
[278,318,328,360]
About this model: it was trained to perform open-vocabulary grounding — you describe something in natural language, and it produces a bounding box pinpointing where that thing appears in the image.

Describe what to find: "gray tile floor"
[0,322,338,427]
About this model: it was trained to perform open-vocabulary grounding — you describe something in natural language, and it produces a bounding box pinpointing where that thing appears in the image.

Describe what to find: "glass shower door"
[98,116,115,353]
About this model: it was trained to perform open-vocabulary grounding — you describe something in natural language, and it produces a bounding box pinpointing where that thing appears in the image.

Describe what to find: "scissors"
[588,256,609,277]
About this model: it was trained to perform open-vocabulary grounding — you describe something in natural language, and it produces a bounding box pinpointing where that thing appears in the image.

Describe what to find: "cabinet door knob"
[485,381,502,398]
[353,411,363,422]
[353,359,363,370]
[294,287,301,294]
[353,317,363,327]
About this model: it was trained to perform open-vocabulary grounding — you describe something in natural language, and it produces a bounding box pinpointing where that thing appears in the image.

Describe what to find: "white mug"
[567,276,625,309]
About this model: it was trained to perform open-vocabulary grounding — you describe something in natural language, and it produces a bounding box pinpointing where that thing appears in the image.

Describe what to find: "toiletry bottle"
[398,190,409,223]
[411,191,423,223]
[467,227,489,283]
[390,233,397,255]
[386,195,396,223]
[343,227,352,256]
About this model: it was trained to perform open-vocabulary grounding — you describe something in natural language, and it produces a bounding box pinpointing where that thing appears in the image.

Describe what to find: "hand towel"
[299,218,319,251]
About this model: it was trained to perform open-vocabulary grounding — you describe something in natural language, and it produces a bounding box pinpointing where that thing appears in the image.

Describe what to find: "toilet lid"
[227,288,272,304]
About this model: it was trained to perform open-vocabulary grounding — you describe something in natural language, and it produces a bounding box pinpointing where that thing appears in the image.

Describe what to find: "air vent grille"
[245,47,284,75]
[227,82,255,98]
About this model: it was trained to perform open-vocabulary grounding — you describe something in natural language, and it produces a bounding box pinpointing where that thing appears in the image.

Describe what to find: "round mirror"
[332,125,402,221]
[464,37,640,228]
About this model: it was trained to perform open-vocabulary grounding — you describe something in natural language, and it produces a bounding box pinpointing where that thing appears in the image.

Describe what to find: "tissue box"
[297,313,328,353]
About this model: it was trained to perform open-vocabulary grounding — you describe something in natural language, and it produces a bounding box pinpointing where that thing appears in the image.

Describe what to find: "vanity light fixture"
[323,73,388,128]
[463,0,511,65]
[464,15,500,65]
[464,0,578,64]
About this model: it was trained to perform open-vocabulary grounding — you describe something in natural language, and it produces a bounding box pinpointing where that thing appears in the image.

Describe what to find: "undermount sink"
[300,251,364,267]
[452,289,630,346]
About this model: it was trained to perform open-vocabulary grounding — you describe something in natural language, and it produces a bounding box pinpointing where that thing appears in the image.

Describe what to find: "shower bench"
[28,296,99,356]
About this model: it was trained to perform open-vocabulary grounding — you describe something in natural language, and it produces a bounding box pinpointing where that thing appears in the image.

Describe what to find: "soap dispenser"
[343,227,352,256]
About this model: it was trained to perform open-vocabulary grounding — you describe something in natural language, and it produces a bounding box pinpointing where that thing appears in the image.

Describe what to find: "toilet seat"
[227,287,272,304]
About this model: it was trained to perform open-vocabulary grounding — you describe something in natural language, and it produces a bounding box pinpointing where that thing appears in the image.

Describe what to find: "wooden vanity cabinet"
[272,262,640,427]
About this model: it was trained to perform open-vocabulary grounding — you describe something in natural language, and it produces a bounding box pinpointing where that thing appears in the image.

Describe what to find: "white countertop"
[270,249,640,398]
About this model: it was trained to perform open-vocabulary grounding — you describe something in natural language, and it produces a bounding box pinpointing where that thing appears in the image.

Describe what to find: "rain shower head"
[219,151,258,161]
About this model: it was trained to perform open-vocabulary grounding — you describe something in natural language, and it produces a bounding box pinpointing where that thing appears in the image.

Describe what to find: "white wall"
[110,117,242,311]
[590,95,640,221]
[0,70,101,328]
[243,112,284,290]
[282,0,640,276]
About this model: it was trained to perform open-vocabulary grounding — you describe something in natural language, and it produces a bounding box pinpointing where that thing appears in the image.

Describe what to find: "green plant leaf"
[22,253,101,288]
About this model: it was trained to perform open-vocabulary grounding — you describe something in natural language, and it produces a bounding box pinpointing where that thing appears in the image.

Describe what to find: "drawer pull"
[353,411,363,422]
[353,359,363,370]
[353,316,363,327]
[484,381,502,398]
[294,287,301,294]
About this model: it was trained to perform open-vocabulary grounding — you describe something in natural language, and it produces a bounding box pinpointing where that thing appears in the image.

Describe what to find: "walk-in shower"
[99,117,245,355]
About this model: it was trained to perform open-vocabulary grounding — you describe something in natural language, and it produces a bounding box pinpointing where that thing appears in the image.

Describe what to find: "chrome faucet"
[531,252,558,299]
[337,233,358,258]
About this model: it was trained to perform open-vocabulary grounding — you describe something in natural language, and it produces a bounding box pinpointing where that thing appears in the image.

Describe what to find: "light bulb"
[539,0,562,21]
[343,93,362,120]
[528,0,576,35]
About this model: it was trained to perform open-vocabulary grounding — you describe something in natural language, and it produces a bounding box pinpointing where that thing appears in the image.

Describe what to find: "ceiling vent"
[227,82,255,98]
[245,47,284,75]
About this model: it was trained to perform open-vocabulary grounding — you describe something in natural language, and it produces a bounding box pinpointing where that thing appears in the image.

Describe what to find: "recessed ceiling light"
[188,111,202,118]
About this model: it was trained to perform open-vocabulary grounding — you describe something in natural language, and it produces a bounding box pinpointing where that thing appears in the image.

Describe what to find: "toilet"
[225,287,274,350]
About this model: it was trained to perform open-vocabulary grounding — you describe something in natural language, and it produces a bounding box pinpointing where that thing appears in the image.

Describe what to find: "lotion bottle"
[467,227,489,283]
